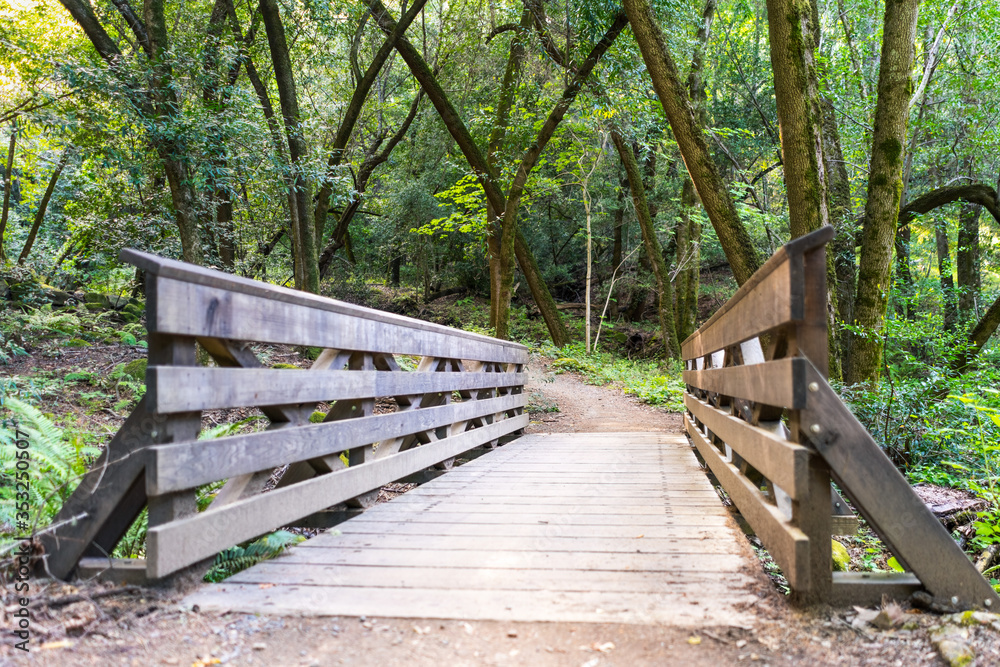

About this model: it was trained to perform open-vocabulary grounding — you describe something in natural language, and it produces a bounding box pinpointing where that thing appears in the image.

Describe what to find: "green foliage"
[204,530,306,583]
[0,395,99,545]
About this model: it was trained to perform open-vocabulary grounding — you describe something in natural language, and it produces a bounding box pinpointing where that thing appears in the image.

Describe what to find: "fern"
[0,396,100,544]
[204,530,305,583]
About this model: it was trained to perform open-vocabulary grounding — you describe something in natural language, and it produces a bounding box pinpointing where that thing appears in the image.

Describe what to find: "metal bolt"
[808,382,819,392]
[951,596,959,606]
[810,424,822,434]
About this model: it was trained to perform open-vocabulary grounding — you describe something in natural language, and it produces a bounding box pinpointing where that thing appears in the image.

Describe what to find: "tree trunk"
[955,293,1000,372]
[313,0,427,243]
[935,219,957,332]
[675,178,700,343]
[18,147,70,265]
[956,201,981,323]
[495,11,628,340]
[486,9,532,328]
[260,0,319,293]
[609,182,625,319]
[765,0,829,238]
[317,90,423,277]
[364,0,570,346]
[822,97,857,373]
[846,0,920,386]
[623,0,760,287]
[0,121,15,262]
[612,131,679,358]
[144,0,203,264]
[894,225,915,320]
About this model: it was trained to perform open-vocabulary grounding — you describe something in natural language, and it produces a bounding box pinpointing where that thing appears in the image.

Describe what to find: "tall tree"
[259,0,319,293]
[364,0,624,344]
[18,147,71,265]
[59,0,203,264]
[623,0,760,287]
[846,0,921,386]
[765,0,829,238]
[0,121,15,262]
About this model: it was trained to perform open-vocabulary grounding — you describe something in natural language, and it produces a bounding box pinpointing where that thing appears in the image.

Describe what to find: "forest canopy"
[0,0,997,381]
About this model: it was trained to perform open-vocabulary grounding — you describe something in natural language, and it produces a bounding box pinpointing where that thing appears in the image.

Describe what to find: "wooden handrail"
[682,226,999,609]
[40,252,527,583]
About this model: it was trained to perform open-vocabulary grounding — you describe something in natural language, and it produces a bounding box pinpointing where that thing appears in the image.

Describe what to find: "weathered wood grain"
[121,248,525,356]
[183,432,757,625]
[683,357,807,408]
[148,367,523,413]
[802,362,1000,608]
[147,276,526,363]
[680,226,833,360]
[147,393,525,494]
[685,393,811,499]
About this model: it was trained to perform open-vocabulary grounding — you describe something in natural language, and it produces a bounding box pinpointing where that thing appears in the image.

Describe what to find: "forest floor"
[3,353,1000,665]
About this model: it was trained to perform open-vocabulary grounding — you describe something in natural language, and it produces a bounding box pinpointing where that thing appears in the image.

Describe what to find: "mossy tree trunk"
[845,0,920,386]
[765,0,829,238]
[624,0,760,287]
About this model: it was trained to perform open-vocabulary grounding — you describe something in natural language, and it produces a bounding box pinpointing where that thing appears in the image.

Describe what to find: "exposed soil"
[3,350,999,665]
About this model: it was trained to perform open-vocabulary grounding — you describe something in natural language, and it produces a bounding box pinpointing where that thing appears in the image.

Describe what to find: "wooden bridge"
[41,227,999,625]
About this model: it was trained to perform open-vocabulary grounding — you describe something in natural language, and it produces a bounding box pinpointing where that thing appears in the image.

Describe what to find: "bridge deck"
[185,432,758,625]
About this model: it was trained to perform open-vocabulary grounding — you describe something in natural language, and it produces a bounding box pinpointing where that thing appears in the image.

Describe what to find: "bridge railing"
[682,226,1000,609]
[42,251,527,581]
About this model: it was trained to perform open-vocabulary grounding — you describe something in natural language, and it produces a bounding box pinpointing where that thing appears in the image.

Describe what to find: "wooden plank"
[685,393,810,498]
[121,248,526,357]
[332,521,731,540]
[147,393,525,494]
[226,564,739,591]
[149,367,524,413]
[682,259,793,361]
[146,414,527,578]
[145,275,526,364]
[344,512,735,527]
[830,572,923,606]
[365,502,724,515]
[296,532,745,555]
[801,363,1000,608]
[683,357,806,408]
[686,414,811,590]
[185,584,755,625]
[268,546,747,572]
[76,558,148,586]
[681,226,834,360]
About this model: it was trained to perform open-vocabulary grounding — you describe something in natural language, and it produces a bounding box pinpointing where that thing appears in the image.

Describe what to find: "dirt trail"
[1,356,982,665]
